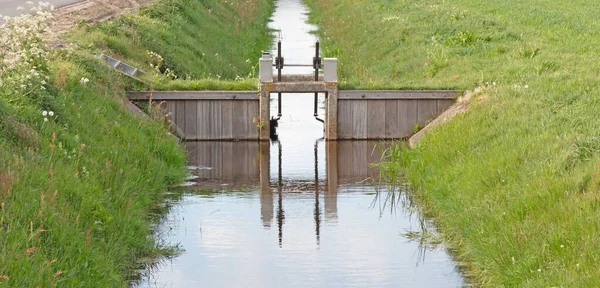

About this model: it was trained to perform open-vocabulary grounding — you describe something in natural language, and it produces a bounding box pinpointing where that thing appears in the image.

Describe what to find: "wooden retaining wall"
[128,91,260,141]
[337,90,458,139]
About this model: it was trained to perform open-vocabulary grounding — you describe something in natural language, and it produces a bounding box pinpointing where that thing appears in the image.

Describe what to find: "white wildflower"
[42,110,48,116]
[43,117,48,122]
[48,111,54,116]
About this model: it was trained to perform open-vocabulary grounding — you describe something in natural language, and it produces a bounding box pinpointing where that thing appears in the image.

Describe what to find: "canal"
[136,0,464,287]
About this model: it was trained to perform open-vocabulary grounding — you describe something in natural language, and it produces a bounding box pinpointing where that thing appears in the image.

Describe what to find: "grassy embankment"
[306,0,600,286]
[0,0,274,286]
[67,0,275,90]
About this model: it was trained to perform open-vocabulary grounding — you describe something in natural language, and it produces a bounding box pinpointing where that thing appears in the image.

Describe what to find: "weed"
[445,31,484,47]
[519,47,541,59]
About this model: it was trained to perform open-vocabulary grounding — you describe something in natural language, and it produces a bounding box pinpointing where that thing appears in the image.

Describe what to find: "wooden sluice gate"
[127,41,460,141]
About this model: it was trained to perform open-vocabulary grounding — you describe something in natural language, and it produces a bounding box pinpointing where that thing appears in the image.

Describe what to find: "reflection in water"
[134,140,465,288]
[136,0,464,286]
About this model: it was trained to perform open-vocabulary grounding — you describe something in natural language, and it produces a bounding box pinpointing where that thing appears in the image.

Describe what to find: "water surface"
[136,0,464,287]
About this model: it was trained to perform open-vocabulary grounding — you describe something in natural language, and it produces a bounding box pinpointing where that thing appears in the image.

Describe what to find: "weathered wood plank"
[339,90,459,100]
[221,100,233,140]
[187,101,200,140]
[399,99,418,137]
[417,99,439,126]
[165,101,176,125]
[367,100,386,139]
[337,100,352,139]
[384,99,399,138]
[437,99,453,115]
[209,101,222,139]
[175,101,186,136]
[194,101,208,140]
[232,101,249,139]
[247,101,260,139]
[351,101,367,139]
[127,91,259,101]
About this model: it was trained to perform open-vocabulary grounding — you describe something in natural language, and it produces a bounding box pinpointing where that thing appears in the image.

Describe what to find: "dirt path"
[51,0,153,34]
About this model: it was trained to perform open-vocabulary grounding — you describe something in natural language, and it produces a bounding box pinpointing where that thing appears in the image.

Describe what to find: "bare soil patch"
[51,0,153,35]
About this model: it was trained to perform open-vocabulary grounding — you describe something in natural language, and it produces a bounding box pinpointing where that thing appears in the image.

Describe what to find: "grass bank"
[306,0,600,286]
[0,0,274,286]
[67,0,275,90]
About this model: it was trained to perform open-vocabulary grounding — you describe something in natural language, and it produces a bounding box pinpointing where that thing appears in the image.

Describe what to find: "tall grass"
[306,0,600,286]
[66,0,275,87]
[0,0,275,285]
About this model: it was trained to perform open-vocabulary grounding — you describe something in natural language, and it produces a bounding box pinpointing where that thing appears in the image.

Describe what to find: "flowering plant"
[145,50,178,79]
[0,2,54,103]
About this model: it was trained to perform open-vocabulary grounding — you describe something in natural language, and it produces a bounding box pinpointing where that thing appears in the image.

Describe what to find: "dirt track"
[51,0,153,34]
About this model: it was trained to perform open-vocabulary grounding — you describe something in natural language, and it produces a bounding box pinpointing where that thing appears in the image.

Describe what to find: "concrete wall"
[336,90,458,139]
[128,91,260,141]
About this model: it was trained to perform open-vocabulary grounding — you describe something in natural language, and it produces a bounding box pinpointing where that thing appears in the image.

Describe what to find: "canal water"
[136,0,464,287]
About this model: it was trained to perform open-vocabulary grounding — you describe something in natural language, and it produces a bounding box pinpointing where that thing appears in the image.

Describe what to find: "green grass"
[0,53,187,287]
[153,78,259,91]
[306,0,600,286]
[0,0,275,286]
[67,0,275,88]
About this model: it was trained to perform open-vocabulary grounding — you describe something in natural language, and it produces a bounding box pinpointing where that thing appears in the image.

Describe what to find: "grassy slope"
[68,0,275,90]
[306,0,600,286]
[0,0,274,286]
[0,54,187,287]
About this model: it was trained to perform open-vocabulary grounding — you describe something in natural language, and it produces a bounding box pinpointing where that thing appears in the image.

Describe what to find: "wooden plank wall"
[186,141,260,186]
[337,90,458,139]
[164,100,259,140]
[129,91,260,141]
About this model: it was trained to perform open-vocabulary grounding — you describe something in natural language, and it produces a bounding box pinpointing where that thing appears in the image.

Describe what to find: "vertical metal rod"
[314,41,318,116]
[314,41,324,123]
[314,93,318,117]
[277,41,282,119]
[278,40,282,81]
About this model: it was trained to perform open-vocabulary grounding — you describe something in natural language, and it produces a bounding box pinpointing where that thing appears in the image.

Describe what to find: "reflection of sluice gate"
[185,140,388,246]
[259,140,387,246]
[185,141,386,186]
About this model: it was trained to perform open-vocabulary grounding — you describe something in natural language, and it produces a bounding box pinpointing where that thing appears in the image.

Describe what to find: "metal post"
[278,42,282,120]
[314,41,324,123]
